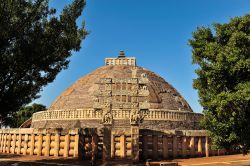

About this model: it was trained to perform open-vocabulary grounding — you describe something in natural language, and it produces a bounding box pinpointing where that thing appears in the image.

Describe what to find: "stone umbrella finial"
[118,51,125,58]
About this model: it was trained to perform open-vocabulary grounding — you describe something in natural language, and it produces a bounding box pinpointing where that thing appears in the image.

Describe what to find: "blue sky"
[34,0,250,113]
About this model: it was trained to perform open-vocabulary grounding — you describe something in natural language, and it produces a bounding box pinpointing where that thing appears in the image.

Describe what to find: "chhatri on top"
[105,51,136,66]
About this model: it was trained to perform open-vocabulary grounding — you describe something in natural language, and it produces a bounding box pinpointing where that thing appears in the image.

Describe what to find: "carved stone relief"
[102,111,113,125]
[130,109,144,125]
[94,70,150,125]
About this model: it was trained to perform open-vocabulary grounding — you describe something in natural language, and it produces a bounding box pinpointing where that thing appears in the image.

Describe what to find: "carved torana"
[93,67,150,125]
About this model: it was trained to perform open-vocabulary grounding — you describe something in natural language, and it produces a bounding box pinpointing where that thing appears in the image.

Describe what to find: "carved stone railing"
[32,109,203,122]
[32,109,103,122]
[144,109,203,121]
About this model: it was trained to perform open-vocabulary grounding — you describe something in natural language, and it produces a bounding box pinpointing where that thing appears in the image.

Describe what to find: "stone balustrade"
[32,109,203,122]
[145,109,203,121]
[0,128,79,157]
[105,57,136,66]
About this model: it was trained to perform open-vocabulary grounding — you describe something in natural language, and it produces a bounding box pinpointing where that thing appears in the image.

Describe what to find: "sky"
[34,0,250,113]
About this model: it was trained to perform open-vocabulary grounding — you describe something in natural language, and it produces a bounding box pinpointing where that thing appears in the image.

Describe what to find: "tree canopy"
[8,103,46,128]
[0,0,87,125]
[189,14,250,153]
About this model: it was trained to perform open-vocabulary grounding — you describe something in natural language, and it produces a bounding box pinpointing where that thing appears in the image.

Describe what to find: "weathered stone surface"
[31,120,103,129]
[140,120,202,130]
[49,65,192,112]
[31,118,201,130]
[30,55,202,131]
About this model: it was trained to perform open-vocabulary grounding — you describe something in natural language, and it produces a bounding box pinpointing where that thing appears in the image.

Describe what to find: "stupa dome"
[31,51,202,130]
[49,65,192,112]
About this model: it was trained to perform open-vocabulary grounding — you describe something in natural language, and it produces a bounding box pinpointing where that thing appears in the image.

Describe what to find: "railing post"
[205,136,209,157]
[30,133,35,155]
[17,133,21,155]
[54,131,60,157]
[103,125,112,163]
[12,134,16,154]
[198,137,202,156]
[37,133,43,156]
[153,134,158,160]
[120,135,126,158]
[45,133,50,156]
[23,134,28,155]
[7,133,11,153]
[0,132,3,152]
[64,134,70,157]
[190,136,195,157]
[182,136,187,158]
[172,135,178,158]
[131,125,140,162]
[163,135,168,159]
[74,131,79,158]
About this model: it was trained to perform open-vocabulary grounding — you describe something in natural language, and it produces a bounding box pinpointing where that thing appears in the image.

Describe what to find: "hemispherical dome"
[49,65,192,112]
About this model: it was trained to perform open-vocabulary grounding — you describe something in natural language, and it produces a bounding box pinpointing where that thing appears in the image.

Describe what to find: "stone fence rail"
[0,128,228,160]
[32,109,203,122]
[0,128,79,157]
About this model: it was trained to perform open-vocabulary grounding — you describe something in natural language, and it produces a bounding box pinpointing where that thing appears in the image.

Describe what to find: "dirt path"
[1,153,250,166]
[175,154,250,166]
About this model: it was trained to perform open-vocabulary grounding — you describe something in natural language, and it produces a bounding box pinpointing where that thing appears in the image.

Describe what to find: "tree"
[7,103,46,128]
[0,0,88,125]
[189,14,250,153]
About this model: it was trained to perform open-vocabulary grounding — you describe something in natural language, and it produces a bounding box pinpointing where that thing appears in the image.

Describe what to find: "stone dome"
[31,52,202,130]
[49,65,192,112]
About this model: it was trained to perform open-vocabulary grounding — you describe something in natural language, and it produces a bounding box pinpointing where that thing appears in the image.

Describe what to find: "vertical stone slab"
[182,136,187,158]
[3,134,6,153]
[64,134,70,157]
[91,132,98,162]
[37,134,43,156]
[23,134,28,155]
[120,135,126,158]
[2,133,6,152]
[74,133,79,157]
[172,135,177,158]
[17,134,21,155]
[131,125,139,162]
[12,134,16,154]
[198,137,202,156]
[30,134,35,155]
[205,136,209,157]
[142,135,148,159]
[103,125,112,162]
[54,132,60,157]
[190,136,195,157]
[7,134,11,153]
[110,133,114,159]
[2,134,6,153]
[153,135,158,160]
[1,133,5,152]
[0,133,2,152]
[45,133,50,156]
[163,135,168,159]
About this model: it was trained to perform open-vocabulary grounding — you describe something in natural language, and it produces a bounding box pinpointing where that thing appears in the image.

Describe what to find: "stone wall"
[31,120,103,129]
[141,120,201,131]
[139,129,226,160]
[0,128,79,157]
[0,128,228,161]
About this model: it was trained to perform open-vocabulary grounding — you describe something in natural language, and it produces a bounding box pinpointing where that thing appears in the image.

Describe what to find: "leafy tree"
[0,0,88,125]
[8,103,46,128]
[189,14,250,153]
